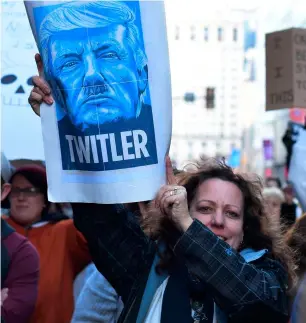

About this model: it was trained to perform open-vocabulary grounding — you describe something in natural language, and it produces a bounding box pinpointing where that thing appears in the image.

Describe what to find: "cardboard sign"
[24,0,172,204]
[266,28,306,111]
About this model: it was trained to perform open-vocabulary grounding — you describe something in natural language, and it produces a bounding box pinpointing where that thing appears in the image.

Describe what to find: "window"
[175,26,180,40]
[233,28,238,42]
[217,27,223,41]
[204,27,209,41]
[190,26,196,40]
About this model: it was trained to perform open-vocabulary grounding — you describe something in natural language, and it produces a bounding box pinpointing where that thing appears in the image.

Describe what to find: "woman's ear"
[1,183,11,202]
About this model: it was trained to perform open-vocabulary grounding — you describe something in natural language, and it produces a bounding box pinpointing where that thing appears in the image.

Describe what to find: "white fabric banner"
[24,0,172,203]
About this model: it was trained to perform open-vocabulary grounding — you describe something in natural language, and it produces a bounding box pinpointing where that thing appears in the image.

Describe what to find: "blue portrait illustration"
[35,1,158,171]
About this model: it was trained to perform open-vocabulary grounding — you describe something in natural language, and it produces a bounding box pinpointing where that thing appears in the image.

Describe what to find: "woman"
[262,186,285,226]
[2,165,91,323]
[70,158,294,323]
[286,214,306,323]
[29,65,294,322]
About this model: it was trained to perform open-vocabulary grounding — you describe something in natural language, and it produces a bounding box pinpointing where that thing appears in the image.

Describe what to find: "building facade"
[165,1,246,168]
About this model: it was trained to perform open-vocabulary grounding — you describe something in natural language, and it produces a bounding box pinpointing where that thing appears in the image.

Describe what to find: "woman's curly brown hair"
[286,213,306,279]
[142,157,296,288]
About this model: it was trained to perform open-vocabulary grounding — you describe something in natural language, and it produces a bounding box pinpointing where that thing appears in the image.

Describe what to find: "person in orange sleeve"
[2,165,91,323]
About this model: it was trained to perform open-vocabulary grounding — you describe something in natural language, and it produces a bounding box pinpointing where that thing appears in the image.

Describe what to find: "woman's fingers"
[156,185,185,216]
[32,76,51,96]
[32,86,45,98]
[159,190,175,216]
[35,53,44,76]
[28,91,43,106]
[162,194,182,215]
[28,91,43,116]
[33,54,52,98]
[155,185,171,208]
[33,86,53,105]
[166,156,177,185]
[29,75,53,116]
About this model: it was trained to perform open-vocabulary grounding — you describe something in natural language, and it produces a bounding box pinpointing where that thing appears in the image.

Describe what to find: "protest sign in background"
[1,1,44,160]
[266,28,306,111]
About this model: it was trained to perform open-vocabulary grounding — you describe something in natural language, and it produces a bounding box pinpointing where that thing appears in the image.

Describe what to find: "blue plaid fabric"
[73,203,289,323]
[174,220,289,322]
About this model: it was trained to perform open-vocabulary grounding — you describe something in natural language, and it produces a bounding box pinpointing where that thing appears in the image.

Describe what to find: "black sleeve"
[72,203,155,303]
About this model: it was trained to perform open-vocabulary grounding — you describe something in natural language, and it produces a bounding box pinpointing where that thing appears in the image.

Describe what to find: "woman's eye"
[198,206,213,213]
[226,211,239,218]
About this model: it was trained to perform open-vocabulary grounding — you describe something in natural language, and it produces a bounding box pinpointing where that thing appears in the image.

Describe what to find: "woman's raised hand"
[28,53,53,116]
[155,156,193,232]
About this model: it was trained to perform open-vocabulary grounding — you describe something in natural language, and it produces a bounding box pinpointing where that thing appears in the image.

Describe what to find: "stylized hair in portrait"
[38,1,149,131]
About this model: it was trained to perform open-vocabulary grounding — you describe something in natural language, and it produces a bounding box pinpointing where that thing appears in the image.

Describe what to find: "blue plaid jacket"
[73,203,289,323]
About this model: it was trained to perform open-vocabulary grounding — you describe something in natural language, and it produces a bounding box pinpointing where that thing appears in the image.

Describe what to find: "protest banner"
[24,0,172,203]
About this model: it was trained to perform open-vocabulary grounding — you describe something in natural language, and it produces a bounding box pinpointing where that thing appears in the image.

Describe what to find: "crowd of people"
[1,54,306,323]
